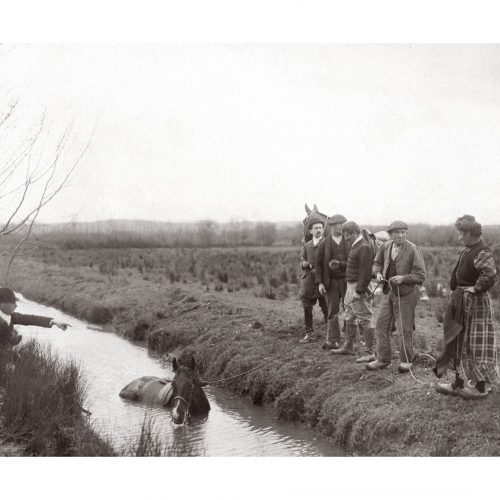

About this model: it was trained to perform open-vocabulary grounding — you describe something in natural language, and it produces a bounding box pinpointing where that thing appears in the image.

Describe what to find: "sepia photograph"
[1,2,499,499]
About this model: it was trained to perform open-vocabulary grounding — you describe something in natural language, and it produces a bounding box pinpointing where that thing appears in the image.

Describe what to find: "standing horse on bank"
[303,203,390,249]
[119,354,210,424]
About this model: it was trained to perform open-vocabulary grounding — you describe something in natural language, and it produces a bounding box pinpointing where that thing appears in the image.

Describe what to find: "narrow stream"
[15,294,342,457]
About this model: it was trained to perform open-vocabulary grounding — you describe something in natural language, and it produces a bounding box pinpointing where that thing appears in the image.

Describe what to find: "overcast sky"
[1,44,500,225]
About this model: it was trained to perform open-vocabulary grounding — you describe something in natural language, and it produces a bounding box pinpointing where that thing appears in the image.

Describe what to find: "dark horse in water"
[119,354,210,424]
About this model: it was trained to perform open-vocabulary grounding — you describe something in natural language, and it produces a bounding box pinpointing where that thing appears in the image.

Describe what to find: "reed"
[0,340,114,456]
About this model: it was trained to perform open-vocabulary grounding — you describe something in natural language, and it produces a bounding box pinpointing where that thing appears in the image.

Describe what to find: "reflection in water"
[15,295,342,457]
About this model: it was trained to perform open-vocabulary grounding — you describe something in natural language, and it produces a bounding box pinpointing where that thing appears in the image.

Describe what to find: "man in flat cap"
[366,221,427,373]
[330,221,376,360]
[315,214,350,349]
[299,215,329,343]
[0,287,70,353]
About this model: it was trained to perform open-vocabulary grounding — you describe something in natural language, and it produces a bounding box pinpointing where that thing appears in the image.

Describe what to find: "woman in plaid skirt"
[435,215,498,400]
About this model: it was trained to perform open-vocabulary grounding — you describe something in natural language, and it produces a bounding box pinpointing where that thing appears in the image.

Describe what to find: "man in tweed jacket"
[366,221,426,373]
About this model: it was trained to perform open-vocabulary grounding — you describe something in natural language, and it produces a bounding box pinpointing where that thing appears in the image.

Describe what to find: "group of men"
[299,214,427,373]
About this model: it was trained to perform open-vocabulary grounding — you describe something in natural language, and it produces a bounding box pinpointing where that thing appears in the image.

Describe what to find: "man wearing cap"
[330,221,376,360]
[366,221,427,373]
[316,214,350,349]
[0,287,70,350]
[299,216,329,343]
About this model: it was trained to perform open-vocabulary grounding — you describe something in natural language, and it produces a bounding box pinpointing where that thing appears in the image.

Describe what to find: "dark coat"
[345,238,374,294]
[315,235,350,291]
[0,312,53,347]
[299,238,322,300]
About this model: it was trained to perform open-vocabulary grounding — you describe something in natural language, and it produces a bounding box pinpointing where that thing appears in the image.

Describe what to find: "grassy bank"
[9,256,500,456]
[0,340,114,456]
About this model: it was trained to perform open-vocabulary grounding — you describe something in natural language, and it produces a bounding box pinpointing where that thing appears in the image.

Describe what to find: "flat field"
[6,245,500,456]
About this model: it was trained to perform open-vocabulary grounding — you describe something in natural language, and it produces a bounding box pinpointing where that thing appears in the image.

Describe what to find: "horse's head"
[302,203,329,242]
[171,354,209,424]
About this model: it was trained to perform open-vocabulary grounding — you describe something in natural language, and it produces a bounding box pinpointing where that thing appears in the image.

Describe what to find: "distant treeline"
[4,219,500,249]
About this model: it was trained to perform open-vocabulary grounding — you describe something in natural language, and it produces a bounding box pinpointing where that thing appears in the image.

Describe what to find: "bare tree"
[0,98,94,285]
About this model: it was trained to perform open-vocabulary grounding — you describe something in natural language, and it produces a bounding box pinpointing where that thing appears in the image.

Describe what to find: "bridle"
[172,382,195,424]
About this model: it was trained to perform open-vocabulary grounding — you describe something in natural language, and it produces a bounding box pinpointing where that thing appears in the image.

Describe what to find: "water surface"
[17,295,342,457]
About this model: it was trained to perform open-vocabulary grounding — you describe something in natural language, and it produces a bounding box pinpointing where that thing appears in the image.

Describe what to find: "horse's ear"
[172,357,178,372]
[305,203,311,214]
[189,355,196,370]
[313,203,318,211]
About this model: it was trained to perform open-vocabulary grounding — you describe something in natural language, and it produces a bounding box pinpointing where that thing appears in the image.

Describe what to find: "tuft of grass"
[123,414,166,457]
[0,340,113,456]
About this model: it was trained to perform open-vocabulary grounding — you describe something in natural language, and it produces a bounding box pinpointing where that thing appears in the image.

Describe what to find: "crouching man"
[299,216,329,343]
[330,221,376,361]
[0,287,70,352]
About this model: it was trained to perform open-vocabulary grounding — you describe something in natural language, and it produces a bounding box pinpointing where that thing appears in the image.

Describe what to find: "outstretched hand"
[52,320,71,331]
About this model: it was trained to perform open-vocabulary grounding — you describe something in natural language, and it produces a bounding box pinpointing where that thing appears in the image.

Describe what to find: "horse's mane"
[176,350,196,369]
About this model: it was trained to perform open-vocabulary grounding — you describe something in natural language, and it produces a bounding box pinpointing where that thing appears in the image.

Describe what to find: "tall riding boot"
[356,327,376,363]
[330,323,356,355]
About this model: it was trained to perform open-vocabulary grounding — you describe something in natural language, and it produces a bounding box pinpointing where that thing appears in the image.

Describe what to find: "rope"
[394,284,432,387]
[202,282,387,385]
[200,280,438,387]
[200,340,304,385]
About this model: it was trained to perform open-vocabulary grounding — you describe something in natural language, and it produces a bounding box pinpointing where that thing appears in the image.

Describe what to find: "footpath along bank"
[9,256,500,456]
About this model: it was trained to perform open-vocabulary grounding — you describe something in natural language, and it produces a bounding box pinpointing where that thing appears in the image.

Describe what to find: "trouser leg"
[326,280,342,343]
[363,327,376,353]
[375,293,394,363]
[344,282,375,354]
[318,296,328,323]
[393,292,415,363]
[331,283,357,355]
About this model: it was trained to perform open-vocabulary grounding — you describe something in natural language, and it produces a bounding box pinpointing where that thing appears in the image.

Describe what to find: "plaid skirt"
[456,291,499,382]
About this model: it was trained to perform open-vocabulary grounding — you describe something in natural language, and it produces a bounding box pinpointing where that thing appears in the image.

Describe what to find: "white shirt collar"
[0,309,11,325]
[352,235,363,246]
[312,236,322,246]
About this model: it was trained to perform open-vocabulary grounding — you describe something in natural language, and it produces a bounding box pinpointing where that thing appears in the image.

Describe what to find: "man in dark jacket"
[0,288,70,351]
[315,214,349,349]
[330,221,376,361]
[299,216,328,343]
[366,221,426,373]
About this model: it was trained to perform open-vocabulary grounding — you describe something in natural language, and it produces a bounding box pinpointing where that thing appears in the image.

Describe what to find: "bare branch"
[0,100,17,129]
[0,124,95,237]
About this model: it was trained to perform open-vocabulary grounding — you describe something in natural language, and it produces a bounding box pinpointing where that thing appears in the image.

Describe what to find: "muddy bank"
[10,258,500,456]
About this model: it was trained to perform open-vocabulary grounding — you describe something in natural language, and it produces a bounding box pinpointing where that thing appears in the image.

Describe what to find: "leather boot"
[330,323,356,355]
[356,327,376,362]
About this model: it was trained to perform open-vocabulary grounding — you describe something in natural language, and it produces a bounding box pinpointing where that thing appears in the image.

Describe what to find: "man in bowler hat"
[0,287,70,350]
